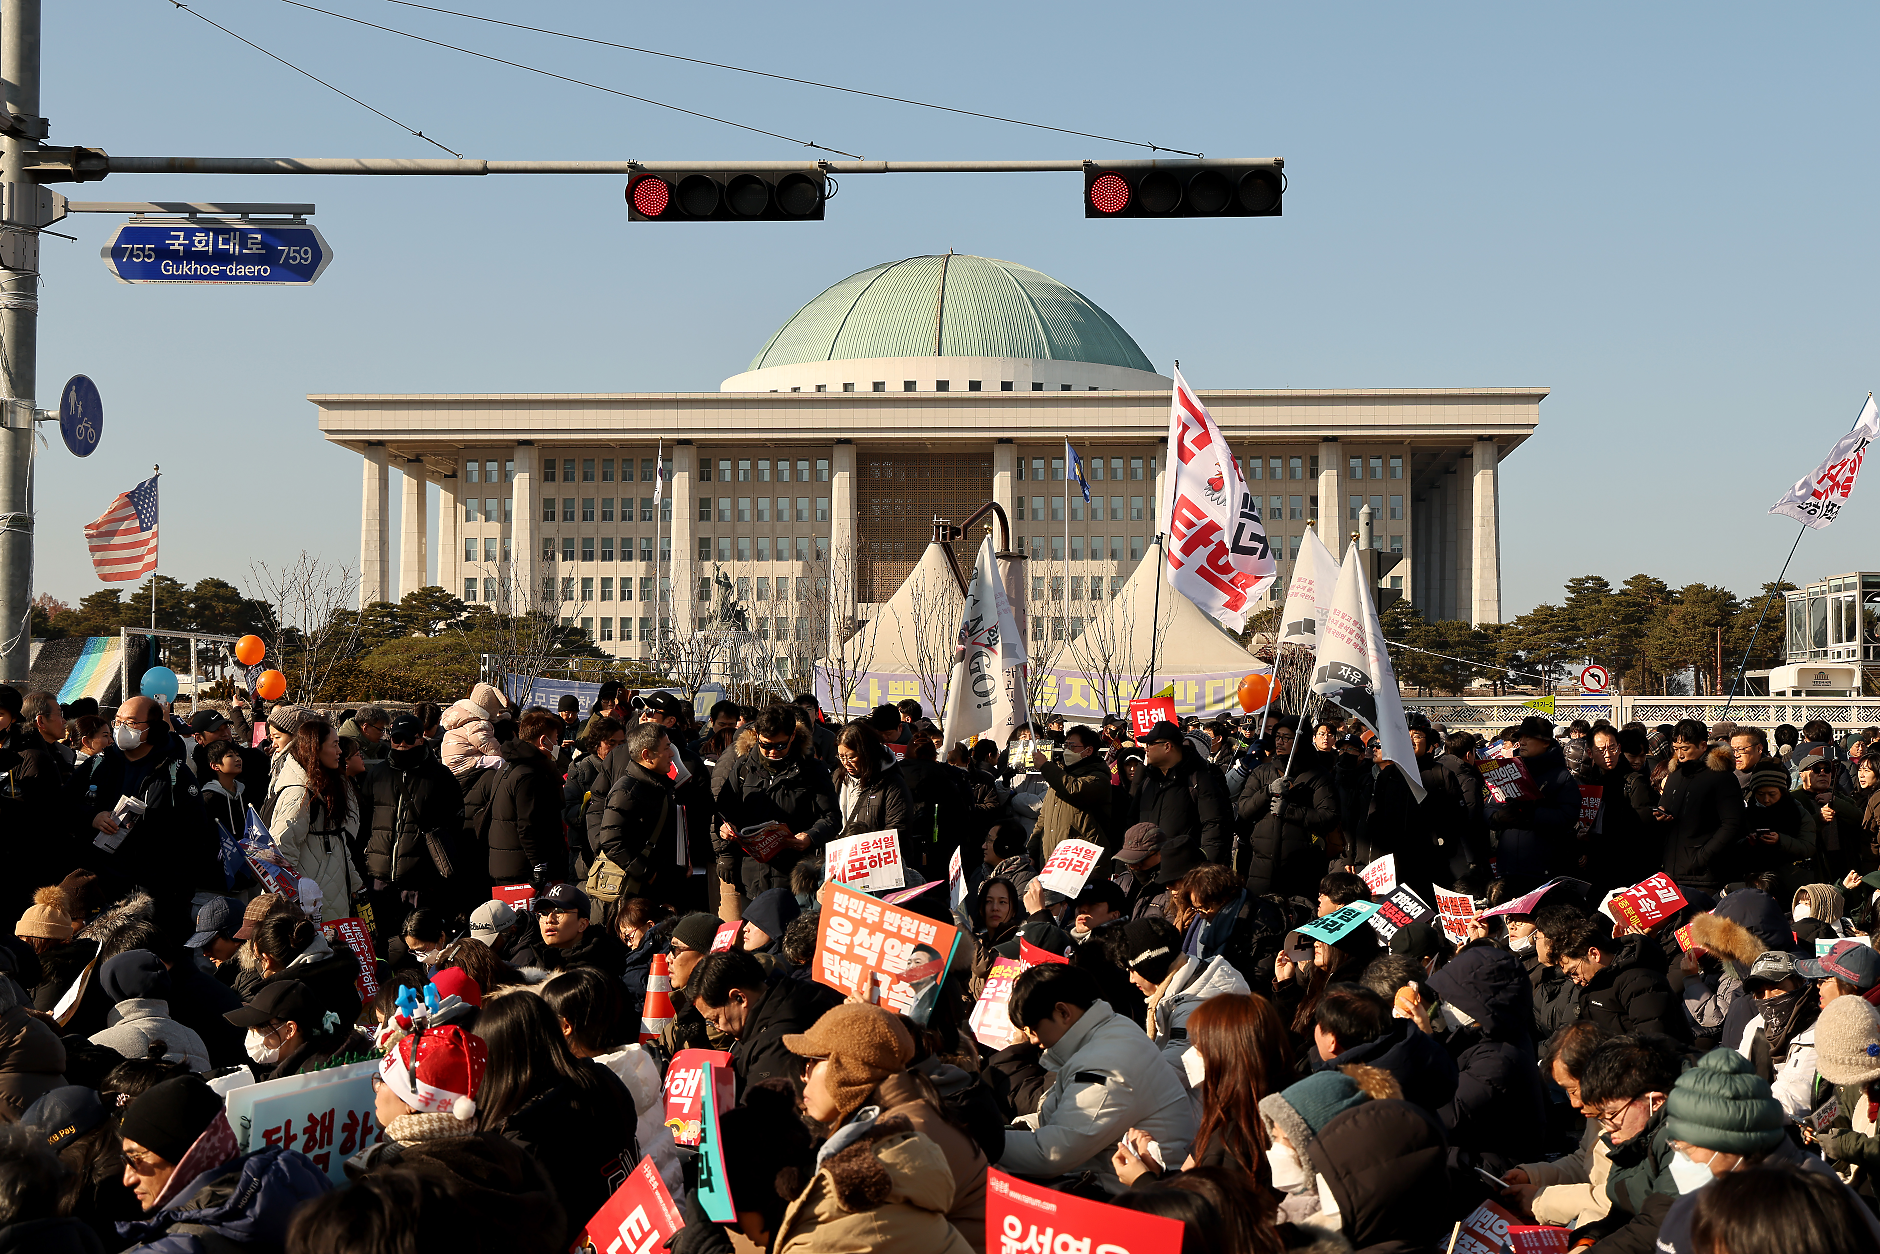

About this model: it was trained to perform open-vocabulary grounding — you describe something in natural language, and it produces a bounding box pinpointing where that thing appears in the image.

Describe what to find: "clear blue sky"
[31,2,1880,617]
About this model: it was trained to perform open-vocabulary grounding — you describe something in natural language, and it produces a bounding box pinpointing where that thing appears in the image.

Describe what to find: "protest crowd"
[5,673,1880,1254]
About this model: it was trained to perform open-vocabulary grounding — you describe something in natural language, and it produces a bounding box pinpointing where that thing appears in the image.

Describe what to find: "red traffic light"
[1087,172,1131,215]
[630,175,673,218]
[627,168,827,222]
[1084,161,1283,219]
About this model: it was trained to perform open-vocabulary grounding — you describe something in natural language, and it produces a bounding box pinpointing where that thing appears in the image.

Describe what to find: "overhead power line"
[165,1,461,157]
[370,0,1205,158]
[270,0,864,159]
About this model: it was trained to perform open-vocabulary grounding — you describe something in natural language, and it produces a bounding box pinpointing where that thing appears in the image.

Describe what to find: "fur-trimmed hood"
[811,1113,952,1215]
[77,891,157,951]
[1690,910,1772,967]
[774,1111,971,1254]
[1707,745,1734,772]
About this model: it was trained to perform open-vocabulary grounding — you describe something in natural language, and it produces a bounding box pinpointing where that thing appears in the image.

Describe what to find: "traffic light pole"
[34,154,1280,179]
[0,0,38,682]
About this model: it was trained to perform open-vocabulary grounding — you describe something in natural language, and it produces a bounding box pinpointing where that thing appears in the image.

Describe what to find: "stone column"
[438,472,460,601]
[1471,438,1502,626]
[992,439,1016,544]
[398,461,428,598]
[360,443,389,608]
[830,441,857,670]
[1317,437,1341,556]
[511,443,536,614]
[670,442,697,655]
[1438,476,1458,622]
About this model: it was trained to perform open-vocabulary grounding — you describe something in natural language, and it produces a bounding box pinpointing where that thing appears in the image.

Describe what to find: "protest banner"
[1365,885,1434,943]
[1020,936,1073,966]
[969,955,1027,1050]
[226,1060,381,1183]
[1358,854,1397,895]
[1035,839,1104,899]
[492,883,535,913]
[1451,1199,1523,1254]
[662,1049,733,1148]
[824,830,907,893]
[882,879,943,906]
[987,1167,1185,1254]
[694,1064,735,1223]
[1507,1227,1573,1254]
[586,1155,685,1254]
[1574,786,1604,838]
[239,806,299,901]
[1675,925,1695,952]
[709,922,740,953]
[1478,878,1587,921]
[1434,887,1478,946]
[813,880,961,1019]
[1295,901,1382,947]
[322,918,380,1005]
[1127,695,1178,736]
[948,845,967,915]
[1480,757,1537,804]
[1162,367,1278,628]
[1607,873,1689,932]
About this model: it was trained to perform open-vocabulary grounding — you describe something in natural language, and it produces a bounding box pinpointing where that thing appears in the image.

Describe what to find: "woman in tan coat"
[782,1002,986,1254]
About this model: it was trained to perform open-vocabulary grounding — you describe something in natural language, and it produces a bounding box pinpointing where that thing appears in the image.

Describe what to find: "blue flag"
[1065,439,1091,503]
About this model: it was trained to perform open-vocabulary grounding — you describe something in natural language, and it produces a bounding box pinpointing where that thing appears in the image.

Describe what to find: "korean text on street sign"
[813,880,960,1015]
[102,221,333,285]
[987,1167,1186,1254]
[1036,839,1104,899]
[824,830,906,893]
[586,1155,685,1254]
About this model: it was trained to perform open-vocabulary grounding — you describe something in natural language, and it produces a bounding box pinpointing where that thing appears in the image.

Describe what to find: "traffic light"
[1084,160,1283,219]
[627,168,828,222]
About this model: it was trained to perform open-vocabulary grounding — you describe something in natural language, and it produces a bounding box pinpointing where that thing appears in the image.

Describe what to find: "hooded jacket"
[774,1115,973,1254]
[1658,748,1749,892]
[1683,891,1792,1034]
[267,752,362,923]
[1578,936,1690,1043]
[1132,744,1232,865]
[0,1002,65,1119]
[712,738,841,897]
[440,682,506,777]
[1303,1097,1453,1253]
[1236,757,1339,898]
[1484,742,1583,885]
[1312,1015,1460,1118]
[363,749,463,886]
[89,998,210,1072]
[999,998,1198,1187]
[116,1144,332,1254]
[1522,947,1582,1049]
[866,1071,988,1254]
[1147,952,1249,1071]
[475,739,568,884]
[487,1061,638,1233]
[1426,944,1547,1165]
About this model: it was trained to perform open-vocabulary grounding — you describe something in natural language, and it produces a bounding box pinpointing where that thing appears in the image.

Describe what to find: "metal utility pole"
[0,0,39,682]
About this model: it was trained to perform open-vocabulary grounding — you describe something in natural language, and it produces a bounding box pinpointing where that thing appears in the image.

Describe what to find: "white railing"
[1400,694,1880,732]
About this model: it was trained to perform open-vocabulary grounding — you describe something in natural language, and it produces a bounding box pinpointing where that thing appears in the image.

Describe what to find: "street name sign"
[101,220,332,285]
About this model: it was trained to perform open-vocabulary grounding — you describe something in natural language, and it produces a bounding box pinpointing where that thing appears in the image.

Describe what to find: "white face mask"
[1508,934,1534,953]
[245,1029,282,1066]
[1182,1047,1206,1088]
[1266,1142,1307,1191]
[1668,1148,1723,1195]
[113,723,144,752]
[1794,903,1814,921]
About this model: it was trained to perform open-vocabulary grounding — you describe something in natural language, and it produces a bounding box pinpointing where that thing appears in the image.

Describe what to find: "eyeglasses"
[116,717,153,729]
[758,738,792,754]
[1594,1095,1643,1130]
[123,1151,165,1175]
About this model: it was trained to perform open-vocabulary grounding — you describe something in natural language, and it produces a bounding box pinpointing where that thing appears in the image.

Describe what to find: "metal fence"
[1400,695,1880,733]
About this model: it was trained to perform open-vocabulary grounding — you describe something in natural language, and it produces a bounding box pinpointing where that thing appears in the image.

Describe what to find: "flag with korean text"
[942,535,1028,744]
[1770,394,1879,529]
[1162,367,1277,628]
[85,474,159,582]
[1278,525,1339,650]
[1311,545,1425,800]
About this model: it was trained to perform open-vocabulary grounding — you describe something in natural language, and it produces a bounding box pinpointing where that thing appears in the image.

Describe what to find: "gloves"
[715,854,739,882]
[1268,776,1289,798]
[530,862,550,890]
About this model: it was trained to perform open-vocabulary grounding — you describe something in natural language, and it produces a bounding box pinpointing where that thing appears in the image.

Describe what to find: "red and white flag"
[1769,394,1878,529]
[1162,367,1276,628]
[84,474,160,582]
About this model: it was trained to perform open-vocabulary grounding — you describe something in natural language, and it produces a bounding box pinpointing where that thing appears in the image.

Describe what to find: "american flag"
[85,474,159,582]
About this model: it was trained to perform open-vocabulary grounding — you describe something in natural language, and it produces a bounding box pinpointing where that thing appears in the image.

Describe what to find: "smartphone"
[1474,1165,1509,1189]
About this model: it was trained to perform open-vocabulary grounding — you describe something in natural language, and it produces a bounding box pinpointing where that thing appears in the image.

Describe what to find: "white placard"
[1359,854,1398,895]
[1036,839,1105,899]
[823,830,906,893]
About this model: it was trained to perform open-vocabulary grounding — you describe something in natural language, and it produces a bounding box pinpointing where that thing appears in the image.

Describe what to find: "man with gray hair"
[18,691,72,777]
[338,704,391,763]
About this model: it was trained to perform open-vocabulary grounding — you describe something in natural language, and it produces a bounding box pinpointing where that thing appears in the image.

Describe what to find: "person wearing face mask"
[223,979,370,1079]
[1791,881,1847,950]
[1726,952,1820,1087]
[71,694,217,904]
[1565,1033,1682,1253]
[1652,1046,1880,1254]
[362,714,465,943]
[1116,917,1250,1077]
[1030,725,1113,866]
[1423,942,1548,1172]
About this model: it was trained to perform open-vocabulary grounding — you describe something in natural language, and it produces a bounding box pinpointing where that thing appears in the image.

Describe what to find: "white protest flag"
[1163,367,1278,629]
[1770,393,1879,529]
[941,535,1028,742]
[1311,545,1424,801]
[1278,525,1339,650]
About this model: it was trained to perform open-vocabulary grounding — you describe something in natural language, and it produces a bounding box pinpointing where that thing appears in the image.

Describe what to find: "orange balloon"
[234,634,266,667]
[255,669,287,701]
[1237,672,1275,712]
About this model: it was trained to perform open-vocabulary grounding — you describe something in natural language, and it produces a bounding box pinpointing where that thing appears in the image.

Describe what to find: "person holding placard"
[1032,726,1113,866]
[834,724,913,849]
[712,706,840,904]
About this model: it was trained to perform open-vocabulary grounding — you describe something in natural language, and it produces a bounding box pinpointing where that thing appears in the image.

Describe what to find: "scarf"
[1189,890,1248,962]
[1143,954,1190,1039]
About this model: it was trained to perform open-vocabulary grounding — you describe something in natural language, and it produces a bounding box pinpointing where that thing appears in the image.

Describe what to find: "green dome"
[747,254,1156,374]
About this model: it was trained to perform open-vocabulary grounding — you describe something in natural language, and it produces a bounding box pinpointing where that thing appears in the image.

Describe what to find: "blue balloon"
[139,666,179,702]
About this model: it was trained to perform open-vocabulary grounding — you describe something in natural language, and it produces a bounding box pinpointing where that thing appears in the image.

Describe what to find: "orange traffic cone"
[640,952,676,1044]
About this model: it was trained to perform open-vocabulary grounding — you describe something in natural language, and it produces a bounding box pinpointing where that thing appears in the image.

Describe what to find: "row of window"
[1021,536,1149,562]
[1032,575,1129,602]
[538,457,669,484]
[535,498,671,524]
[698,458,830,483]
[1015,496,1150,523]
[696,536,829,563]
[1018,455,1153,482]
[1348,495,1406,522]
[696,497,831,524]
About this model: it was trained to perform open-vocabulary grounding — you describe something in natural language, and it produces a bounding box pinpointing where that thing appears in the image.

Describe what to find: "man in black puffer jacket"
[1133,722,1231,864]
[1426,943,1549,1171]
[1484,716,1582,888]
[362,714,464,933]
[1656,718,1747,895]
[470,709,568,889]
[1558,916,1690,1043]
[1235,748,1337,899]
[712,706,839,902]
[596,722,680,905]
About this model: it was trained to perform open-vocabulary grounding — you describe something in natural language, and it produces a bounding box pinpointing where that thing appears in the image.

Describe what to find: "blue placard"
[102,221,332,285]
[58,374,101,457]
[1295,899,1383,948]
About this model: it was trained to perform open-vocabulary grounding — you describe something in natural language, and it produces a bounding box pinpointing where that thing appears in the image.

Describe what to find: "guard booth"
[1766,663,1863,698]
[1786,572,1880,695]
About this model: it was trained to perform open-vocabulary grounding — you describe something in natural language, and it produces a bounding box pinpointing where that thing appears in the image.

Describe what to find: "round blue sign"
[59,374,102,458]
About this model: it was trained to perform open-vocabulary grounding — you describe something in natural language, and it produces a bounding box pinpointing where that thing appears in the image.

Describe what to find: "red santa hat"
[378,1025,487,1122]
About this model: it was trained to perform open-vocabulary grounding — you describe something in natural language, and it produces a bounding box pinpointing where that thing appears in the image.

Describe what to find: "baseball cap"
[22,1086,106,1151]
[1742,950,1799,991]
[1140,721,1184,746]
[534,882,590,915]
[388,713,423,743]
[223,979,321,1029]
[640,691,687,718]
[468,900,516,945]
[187,710,230,735]
[1798,940,1880,991]
[187,897,243,950]
[234,894,282,941]
[1115,822,1165,865]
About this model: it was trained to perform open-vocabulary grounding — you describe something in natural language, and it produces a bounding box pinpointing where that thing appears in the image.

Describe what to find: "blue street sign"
[101,221,333,285]
[58,374,101,457]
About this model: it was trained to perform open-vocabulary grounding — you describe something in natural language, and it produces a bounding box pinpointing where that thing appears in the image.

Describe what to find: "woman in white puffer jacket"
[268,716,362,923]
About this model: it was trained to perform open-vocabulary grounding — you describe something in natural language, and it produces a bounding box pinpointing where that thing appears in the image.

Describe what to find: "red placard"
[321,918,379,1005]
[709,921,740,953]
[987,1167,1185,1254]
[813,879,961,1016]
[1126,696,1177,737]
[1481,757,1537,804]
[1452,1200,1523,1254]
[586,1154,685,1254]
[492,883,534,914]
[1574,785,1604,837]
[661,1048,733,1148]
[1609,873,1688,933]
[1508,1226,1572,1254]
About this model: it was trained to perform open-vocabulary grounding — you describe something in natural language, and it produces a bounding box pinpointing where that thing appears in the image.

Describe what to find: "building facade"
[316,255,1544,666]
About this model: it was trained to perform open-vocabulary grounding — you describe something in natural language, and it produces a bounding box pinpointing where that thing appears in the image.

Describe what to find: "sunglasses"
[758,738,792,754]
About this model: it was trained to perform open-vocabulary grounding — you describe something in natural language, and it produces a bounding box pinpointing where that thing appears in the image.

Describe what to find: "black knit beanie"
[120,1075,224,1166]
